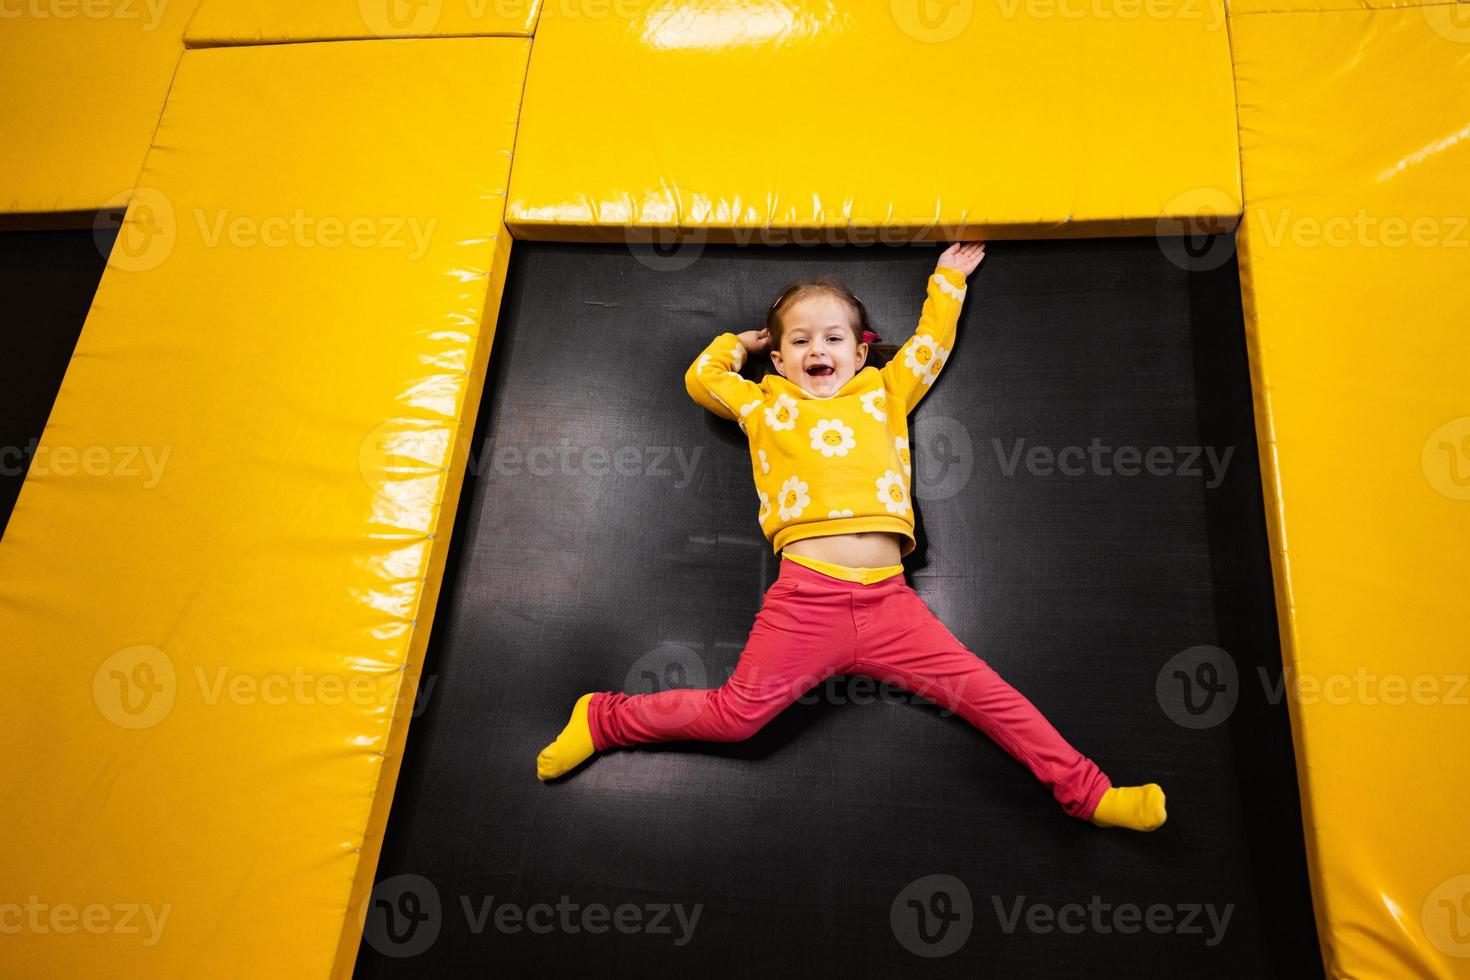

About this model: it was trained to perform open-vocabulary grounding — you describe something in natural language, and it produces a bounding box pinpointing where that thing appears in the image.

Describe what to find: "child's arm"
[881,241,986,414]
[684,331,769,431]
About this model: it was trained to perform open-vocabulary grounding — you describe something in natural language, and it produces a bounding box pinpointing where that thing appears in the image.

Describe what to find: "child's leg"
[538,573,853,778]
[588,587,848,748]
[853,581,1113,821]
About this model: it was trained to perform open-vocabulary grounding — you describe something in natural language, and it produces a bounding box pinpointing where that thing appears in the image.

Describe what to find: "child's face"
[769,293,868,398]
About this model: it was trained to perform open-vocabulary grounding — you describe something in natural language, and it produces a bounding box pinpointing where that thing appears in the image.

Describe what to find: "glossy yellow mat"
[0,36,527,977]
[0,0,201,213]
[506,0,1239,241]
[1231,7,1470,975]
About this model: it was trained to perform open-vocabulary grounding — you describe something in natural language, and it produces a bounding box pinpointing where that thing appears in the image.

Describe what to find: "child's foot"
[1089,783,1167,831]
[536,693,597,781]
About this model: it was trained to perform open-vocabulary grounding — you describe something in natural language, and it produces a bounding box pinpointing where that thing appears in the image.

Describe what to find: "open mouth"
[807,365,834,377]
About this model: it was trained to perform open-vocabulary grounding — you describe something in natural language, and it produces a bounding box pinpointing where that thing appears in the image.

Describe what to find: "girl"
[536,242,1166,831]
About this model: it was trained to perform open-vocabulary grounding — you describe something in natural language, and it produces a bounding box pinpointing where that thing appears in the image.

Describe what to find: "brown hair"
[755,274,899,381]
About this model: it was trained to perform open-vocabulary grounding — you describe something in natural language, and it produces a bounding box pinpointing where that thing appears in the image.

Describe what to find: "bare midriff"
[781,531,904,569]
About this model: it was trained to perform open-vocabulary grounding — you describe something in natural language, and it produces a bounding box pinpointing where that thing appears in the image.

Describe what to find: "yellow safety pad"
[1231,9,1470,976]
[186,0,540,44]
[506,0,1239,241]
[1229,0,1464,14]
[0,36,527,978]
[0,0,200,214]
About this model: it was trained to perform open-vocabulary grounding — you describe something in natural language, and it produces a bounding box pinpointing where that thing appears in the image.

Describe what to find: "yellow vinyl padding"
[0,36,527,978]
[185,0,541,45]
[0,0,201,214]
[506,0,1240,242]
[1228,0,1465,13]
[1231,8,1470,977]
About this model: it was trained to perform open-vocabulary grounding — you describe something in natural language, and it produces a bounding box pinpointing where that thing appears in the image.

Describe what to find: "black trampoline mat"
[0,222,115,538]
[355,238,1321,978]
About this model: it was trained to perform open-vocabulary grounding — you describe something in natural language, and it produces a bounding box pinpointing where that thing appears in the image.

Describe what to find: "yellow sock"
[536,693,597,781]
[1090,783,1167,831]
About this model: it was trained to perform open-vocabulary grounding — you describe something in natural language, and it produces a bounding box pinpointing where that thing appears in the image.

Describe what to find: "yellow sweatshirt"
[684,265,968,557]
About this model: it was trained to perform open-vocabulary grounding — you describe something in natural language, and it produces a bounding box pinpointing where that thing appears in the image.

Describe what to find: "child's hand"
[937,241,986,278]
[736,328,772,354]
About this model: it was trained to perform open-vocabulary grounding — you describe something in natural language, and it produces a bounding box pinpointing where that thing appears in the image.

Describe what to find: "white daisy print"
[730,338,747,370]
[875,470,910,516]
[765,393,799,431]
[737,399,762,434]
[827,508,855,518]
[809,418,856,458]
[895,436,911,476]
[923,346,948,385]
[697,353,711,370]
[758,449,770,474]
[860,389,887,423]
[757,488,771,524]
[934,271,967,301]
[778,476,810,521]
[903,333,949,387]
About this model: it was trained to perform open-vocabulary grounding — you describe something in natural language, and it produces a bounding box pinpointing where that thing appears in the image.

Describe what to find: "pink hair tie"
[862,329,881,344]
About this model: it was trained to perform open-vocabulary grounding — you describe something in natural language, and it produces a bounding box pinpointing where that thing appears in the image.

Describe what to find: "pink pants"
[587,556,1112,821]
